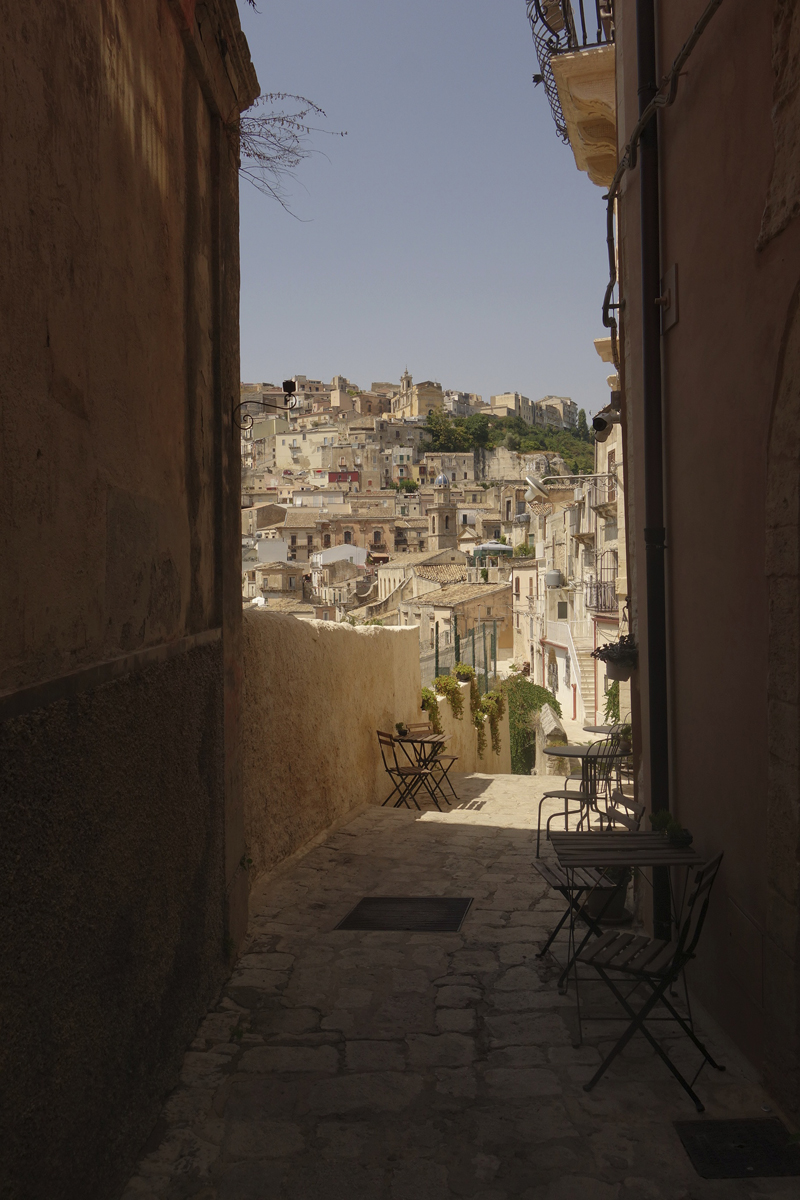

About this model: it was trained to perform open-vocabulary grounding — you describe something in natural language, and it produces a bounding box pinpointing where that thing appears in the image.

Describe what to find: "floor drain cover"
[674,1119,800,1178]
[335,897,473,932]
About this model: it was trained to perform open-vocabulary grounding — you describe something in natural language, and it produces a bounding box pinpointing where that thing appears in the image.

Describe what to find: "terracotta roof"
[283,506,351,527]
[381,549,465,568]
[414,564,468,584]
[410,581,512,608]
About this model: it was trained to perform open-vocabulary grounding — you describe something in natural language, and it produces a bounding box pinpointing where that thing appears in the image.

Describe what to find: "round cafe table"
[543,743,597,761]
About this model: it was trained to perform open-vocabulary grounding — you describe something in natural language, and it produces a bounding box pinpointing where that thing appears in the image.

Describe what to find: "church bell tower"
[428,473,458,551]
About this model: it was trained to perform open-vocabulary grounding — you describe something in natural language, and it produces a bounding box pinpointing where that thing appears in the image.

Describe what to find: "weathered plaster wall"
[616,0,800,1106]
[0,1,256,1195]
[242,614,423,876]
[242,619,512,879]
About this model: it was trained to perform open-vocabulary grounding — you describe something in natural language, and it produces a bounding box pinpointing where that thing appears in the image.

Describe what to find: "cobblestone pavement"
[122,775,793,1200]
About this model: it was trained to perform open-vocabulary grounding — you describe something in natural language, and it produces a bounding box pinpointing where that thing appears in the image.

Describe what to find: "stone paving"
[122,775,794,1200]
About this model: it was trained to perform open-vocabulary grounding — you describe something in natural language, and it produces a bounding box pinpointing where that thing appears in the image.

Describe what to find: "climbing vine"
[434,674,464,720]
[602,679,620,723]
[481,689,505,757]
[420,686,443,734]
[503,675,562,775]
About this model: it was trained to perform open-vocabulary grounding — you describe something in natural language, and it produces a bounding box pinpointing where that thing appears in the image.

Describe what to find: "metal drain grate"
[674,1119,800,1178]
[335,897,473,932]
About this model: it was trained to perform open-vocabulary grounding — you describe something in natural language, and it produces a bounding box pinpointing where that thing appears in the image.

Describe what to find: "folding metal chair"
[577,852,725,1111]
[428,746,459,804]
[534,793,645,988]
[397,725,457,807]
[536,735,620,857]
[376,731,440,811]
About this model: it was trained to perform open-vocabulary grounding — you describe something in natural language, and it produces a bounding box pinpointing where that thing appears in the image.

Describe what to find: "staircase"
[575,640,596,724]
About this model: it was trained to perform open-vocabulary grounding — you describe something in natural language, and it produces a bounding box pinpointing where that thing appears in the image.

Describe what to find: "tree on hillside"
[576,408,592,442]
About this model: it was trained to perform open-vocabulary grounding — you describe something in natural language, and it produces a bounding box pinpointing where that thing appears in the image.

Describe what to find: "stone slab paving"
[122,775,794,1200]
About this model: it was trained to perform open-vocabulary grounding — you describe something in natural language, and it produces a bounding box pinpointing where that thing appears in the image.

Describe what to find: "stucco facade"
[612,0,800,1112]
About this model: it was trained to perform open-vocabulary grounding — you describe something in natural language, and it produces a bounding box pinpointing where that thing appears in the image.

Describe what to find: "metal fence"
[419,618,499,694]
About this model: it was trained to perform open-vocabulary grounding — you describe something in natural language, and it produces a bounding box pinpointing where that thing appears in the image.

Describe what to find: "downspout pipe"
[636,0,671,938]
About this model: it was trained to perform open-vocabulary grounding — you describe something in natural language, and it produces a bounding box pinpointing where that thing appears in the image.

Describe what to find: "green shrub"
[434,674,464,720]
[503,675,562,775]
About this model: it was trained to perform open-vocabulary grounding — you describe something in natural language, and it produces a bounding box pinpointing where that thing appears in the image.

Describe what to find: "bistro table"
[583,724,614,735]
[396,732,453,809]
[548,830,703,1011]
[542,743,596,762]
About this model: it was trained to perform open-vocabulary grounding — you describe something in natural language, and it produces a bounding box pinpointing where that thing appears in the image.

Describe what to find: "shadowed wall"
[0,1,257,1195]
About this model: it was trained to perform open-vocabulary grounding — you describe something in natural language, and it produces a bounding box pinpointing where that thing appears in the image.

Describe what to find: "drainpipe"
[637,0,671,938]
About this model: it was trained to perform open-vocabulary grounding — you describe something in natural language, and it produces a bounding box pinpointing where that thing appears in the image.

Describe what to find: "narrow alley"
[122,777,785,1200]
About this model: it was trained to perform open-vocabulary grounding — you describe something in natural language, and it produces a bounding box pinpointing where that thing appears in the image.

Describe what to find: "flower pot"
[668,830,693,849]
[606,660,634,681]
[583,881,632,925]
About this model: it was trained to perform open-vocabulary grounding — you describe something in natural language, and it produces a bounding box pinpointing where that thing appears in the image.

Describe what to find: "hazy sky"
[238,1,611,416]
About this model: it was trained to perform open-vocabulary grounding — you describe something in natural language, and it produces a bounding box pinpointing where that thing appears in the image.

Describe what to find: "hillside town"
[242,357,626,725]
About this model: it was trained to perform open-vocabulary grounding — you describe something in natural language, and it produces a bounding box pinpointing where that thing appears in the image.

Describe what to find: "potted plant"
[395,721,408,737]
[617,723,632,755]
[592,634,638,681]
[583,867,632,924]
[649,810,693,847]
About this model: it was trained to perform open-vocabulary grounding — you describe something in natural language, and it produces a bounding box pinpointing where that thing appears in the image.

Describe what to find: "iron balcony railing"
[526,1,615,143]
[585,578,617,612]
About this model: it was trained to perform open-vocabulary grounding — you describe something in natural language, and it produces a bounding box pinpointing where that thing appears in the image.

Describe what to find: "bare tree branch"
[236,92,346,216]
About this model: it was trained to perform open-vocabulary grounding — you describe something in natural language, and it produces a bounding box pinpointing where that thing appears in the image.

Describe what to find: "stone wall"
[242,613,423,877]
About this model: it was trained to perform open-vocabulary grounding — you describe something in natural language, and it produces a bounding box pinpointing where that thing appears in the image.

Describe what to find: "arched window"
[323,533,331,548]
[373,529,381,545]
[344,530,352,545]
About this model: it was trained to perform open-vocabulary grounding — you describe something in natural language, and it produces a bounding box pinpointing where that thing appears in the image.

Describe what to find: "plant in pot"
[395,721,408,737]
[583,867,632,924]
[592,634,638,682]
[649,810,693,847]
[617,723,632,755]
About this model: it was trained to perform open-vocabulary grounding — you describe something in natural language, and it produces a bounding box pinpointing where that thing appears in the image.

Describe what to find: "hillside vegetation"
[422,410,595,475]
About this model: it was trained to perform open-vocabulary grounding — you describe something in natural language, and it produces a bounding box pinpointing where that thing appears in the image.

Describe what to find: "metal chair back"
[674,852,724,969]
[604,791,645,831]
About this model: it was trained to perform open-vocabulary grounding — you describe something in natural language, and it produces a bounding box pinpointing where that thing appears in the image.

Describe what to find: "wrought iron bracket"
[234,384,299,431]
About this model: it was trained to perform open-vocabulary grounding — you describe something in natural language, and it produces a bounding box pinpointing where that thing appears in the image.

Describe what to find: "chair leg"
[536,889,586,958]
[585,970,709,1112]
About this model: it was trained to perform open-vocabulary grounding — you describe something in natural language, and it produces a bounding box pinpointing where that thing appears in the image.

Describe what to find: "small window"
[445,516,449,530]
[289,577,296,590]
[462,514,467,525]
[529,578,533,595]
[344,531,352,545]
[557,601,568,620]
[291,535,297,547]
[486,607,492,617]
[373,530,382,545]
[515,578,520,596]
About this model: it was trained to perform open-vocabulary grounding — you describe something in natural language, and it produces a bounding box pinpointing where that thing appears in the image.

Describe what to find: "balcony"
[585,578,617,612]
[586,479,618,521]
[527,2,617,187]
